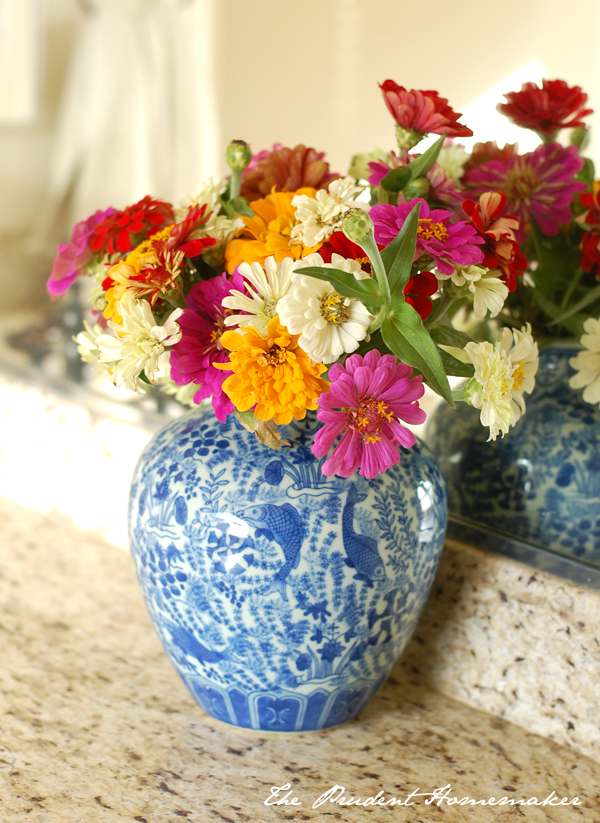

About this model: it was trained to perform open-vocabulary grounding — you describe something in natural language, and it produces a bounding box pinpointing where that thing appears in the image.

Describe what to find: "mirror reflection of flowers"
[53,74,600,476]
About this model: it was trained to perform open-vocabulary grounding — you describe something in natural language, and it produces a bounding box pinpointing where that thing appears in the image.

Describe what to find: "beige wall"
[1,0,600,307]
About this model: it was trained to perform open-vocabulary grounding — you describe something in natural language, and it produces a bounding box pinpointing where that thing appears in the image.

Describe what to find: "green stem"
[229,167,242,200]
[452,389,465,402]
[424,293,453,328]
[368,305,386,334]
[361,234,391,304]
[560,266,584,309]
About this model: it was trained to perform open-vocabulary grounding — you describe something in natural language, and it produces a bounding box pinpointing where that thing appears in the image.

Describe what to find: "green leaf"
[379,166,411,193]
[298,266,385,308]
[437,347,474,377]
[223,197,254,219]
[381,133,445,192]
[404,133,446,180]
[548,282,600,326]
[381,303,453,405]
[379,201,421,297]
[429,324,474,348]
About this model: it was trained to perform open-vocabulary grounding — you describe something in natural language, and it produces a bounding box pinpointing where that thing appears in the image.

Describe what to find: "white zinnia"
[221,256,296,335]
[437,265,508,319]
[464,341,514,441]
[497,323,539,424]
[277,253,373,364]
[436,144,469,183]
[74,321,112,374]
[569,316,600,405]
[290,177,367,247]
[97,300,183,392]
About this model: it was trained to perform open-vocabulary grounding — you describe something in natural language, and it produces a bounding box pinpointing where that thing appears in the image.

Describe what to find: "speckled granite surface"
[1,499,599,822]
[402,539,600,764]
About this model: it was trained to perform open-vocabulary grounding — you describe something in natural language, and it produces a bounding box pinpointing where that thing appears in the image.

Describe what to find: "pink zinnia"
[371,199,484,275]
[312,350,426,479]
[47,207,114,297]
[169,271,244,422]
[464,143,585,242]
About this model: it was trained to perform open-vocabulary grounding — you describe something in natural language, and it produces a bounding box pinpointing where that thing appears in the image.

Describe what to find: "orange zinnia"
[224,188,322,273]
[215,317,329,425]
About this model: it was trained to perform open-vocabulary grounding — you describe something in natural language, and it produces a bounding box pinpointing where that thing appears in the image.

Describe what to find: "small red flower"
[379,80,473,138]
[462,192,527,292]
[91,196,175,256]
[497,79,593,136]
[404,271,438,319]
[319,231,372,273]
[577,184,600,275]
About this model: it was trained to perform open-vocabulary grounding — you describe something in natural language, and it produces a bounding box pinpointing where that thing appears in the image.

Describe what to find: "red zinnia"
[497,79,593,136]
[577,184,600,275]
[91,196,175,256]
[462,192,527,292]
[240,144,339,202]
[379,80,473,138]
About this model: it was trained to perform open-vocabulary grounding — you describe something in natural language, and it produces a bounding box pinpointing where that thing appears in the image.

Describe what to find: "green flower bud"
[571,126,590,152]
[403,176,430,200]
[395,125,423,152]
[342,208,374,247]
[225,140,252,171]
[463,377,482,407]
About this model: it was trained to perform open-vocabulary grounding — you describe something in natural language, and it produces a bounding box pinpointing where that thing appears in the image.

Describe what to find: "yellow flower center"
[349,398,393,443]
[512,361,526,391]
[258,341,288,367]
[418,218,448,242]
[321,293,349,324]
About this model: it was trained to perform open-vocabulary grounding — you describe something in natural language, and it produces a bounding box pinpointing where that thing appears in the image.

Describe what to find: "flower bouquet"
[48,79,547,478]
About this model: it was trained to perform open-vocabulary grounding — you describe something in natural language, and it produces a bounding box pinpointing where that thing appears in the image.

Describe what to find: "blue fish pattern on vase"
[426,344,600,567]
[129,406,448,731]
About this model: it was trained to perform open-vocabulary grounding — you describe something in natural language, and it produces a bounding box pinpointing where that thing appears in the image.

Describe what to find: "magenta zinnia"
[47,207,114,296]
[464,143,585,242]
[169,271,244,422]
[371,198,484,275]
[312,350,426,479]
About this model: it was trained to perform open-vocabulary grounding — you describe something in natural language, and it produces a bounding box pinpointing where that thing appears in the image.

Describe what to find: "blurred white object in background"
[0,0,43,125]
[42,0,218,228]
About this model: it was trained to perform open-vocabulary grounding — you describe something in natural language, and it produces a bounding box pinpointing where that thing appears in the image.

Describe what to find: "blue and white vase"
[128,406,447,731]
[426,343,600,566]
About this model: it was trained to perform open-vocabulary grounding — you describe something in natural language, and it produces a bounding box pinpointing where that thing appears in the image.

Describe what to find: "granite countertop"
[1,498,599,822]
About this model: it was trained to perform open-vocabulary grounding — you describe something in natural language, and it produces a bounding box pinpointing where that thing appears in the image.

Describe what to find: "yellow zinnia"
[224,188,322,273]
[215,317,329,425]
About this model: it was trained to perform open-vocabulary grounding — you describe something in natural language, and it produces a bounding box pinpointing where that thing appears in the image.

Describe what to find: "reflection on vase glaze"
[427,346,600,567]
[128,408,447,731]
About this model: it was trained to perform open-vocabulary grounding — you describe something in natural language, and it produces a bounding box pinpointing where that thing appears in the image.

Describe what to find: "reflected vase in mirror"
[128,407,447,732]
[427,344,600,568]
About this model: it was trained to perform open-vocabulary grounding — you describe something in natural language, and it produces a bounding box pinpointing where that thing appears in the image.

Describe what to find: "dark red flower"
[403,270,438,319]
[151,204,215,259]
[462,141,520,180]
[497,79,593,136]
[319,232,372,273]
[462,192,527,292]
[240,144,339,202]
[320,232,437,319]
[91,196,175,256]
[577,184,600,274]
[379,80,473,138]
